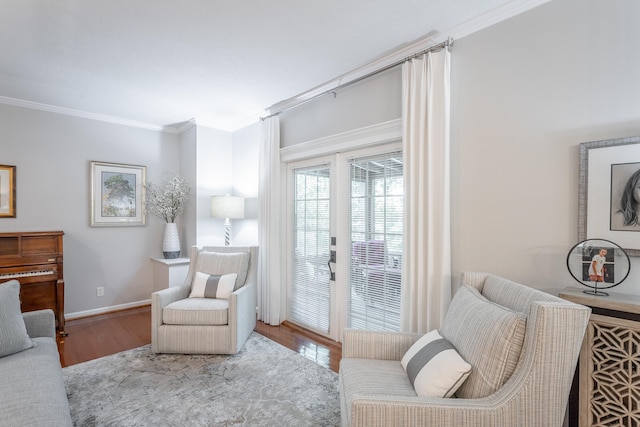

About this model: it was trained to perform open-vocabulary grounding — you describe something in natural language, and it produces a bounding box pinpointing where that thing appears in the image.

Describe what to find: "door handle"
[327,257,335,281]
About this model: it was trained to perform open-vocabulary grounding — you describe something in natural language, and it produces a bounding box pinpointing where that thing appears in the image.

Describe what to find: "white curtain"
[258,116,282,325]
[401,47,452,334]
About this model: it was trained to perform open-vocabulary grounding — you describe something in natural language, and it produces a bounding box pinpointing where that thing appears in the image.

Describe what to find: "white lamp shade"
[210,195,245,219]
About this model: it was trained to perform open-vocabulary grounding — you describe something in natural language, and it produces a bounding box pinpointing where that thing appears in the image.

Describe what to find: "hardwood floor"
[57,305,342,373]
[57,306,151,367]
[255,320,342,373]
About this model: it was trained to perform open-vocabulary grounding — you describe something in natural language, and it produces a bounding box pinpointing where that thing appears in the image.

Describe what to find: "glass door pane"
[348,154,403,331]
[289,166,331,334]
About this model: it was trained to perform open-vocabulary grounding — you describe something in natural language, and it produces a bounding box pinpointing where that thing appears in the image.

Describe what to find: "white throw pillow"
[189,272,237,300]
[400,329,471,398]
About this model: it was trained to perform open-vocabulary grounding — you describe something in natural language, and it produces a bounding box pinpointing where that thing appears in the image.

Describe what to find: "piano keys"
[0,231,66,336]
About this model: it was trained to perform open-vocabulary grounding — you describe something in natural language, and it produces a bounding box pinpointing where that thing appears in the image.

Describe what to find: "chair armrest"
[151,285,190,327]
[230,281,256,307]
[153,285,190,308]
[229,282,256,317]
[342,329,422,360]
[22,309,56,339]
[229,282,257,351]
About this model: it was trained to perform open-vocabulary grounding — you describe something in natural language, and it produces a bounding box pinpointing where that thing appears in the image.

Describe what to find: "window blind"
[289,166,331,334]
[348,154,403,331]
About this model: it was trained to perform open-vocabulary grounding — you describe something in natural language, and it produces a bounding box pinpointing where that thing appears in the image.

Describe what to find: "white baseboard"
[65,299,151,321]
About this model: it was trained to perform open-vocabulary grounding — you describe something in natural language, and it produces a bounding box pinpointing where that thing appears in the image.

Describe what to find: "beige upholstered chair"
[152,245,258,354]
[339,272,591,427]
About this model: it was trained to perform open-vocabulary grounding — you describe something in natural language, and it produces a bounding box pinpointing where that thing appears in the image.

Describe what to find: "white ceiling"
[0,1,540,132]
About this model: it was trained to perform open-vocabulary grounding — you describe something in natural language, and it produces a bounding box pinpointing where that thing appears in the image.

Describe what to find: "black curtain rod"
[262,37,453,121]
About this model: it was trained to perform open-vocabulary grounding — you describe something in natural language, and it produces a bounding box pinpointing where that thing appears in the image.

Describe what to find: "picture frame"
[566,238,630,296]
[0,165,16,218]
[90,161,146,227]
[579,135,640,256]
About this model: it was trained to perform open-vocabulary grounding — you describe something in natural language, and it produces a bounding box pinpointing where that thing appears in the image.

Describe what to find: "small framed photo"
[90,161,146,227]
[0,165,16,218]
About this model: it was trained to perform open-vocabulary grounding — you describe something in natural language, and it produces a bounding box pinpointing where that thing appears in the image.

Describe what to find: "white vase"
[162,222,180,259]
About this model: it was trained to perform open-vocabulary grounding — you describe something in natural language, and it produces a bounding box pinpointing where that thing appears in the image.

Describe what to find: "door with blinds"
[287,146,402,340]
[288,160,334,335]
[346,153,403,332]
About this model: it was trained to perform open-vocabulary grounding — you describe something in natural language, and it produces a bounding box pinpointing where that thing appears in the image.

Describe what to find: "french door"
[286,143,403,341]
[288,158,335,335]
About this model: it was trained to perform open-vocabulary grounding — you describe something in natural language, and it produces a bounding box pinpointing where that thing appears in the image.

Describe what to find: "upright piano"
[0,231,66,336]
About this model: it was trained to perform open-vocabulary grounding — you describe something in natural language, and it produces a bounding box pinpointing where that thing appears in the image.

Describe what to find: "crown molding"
[175,118,197,134]
[195,109,265,133]
[0,95,180,134]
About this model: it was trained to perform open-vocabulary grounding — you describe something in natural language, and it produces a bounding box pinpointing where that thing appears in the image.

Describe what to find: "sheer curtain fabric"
[401,48,452,333]
[258,116,283,325]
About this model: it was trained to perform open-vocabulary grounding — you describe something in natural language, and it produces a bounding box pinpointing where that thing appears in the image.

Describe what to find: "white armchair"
[151,245,258,354]
[339,272,591,426]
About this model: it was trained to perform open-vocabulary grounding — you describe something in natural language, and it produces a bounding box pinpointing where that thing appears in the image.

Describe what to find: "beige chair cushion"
[440,284,526,399]
[162,298,229,325]
[194,251,250,289]
[341,358,417,399]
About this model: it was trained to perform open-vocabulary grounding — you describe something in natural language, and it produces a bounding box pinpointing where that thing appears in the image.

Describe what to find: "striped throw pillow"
[440,284,526,399]
[189,272,238,300]
[401,329,471,398]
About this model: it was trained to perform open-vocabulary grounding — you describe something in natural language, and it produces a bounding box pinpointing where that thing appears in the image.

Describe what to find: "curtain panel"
[258,116,283,325]
[401,47,452,333]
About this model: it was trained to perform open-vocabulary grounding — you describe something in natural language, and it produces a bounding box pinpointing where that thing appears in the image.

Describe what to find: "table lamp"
[210,195,245,246]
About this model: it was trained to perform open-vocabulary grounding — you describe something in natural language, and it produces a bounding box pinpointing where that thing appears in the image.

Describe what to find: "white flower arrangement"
[144,175,191,223]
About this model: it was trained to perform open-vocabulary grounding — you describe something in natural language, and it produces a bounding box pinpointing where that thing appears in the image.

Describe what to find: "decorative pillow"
[0,280,35,358]
[400,329,471,398]
[189,272,238,300]
[194,251,250,290]
[440,284,527,399]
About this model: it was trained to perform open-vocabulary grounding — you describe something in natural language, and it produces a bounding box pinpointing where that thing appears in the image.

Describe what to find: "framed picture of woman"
[579,136,640,256]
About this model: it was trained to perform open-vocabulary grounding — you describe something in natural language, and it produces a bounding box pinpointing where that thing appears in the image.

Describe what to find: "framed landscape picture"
[0,165,16,218]
[579,136,640,256]
[90,161,146,227]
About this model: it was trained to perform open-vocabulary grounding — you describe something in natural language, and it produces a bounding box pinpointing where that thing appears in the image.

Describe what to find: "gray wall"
[279,0,640,295]
[231,122,260,246]
[280,66,402,146]
[450,0,640,294]
[0,104,181,315]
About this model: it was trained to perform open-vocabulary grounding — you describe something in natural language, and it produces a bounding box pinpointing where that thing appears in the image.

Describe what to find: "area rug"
[63,332,340,426]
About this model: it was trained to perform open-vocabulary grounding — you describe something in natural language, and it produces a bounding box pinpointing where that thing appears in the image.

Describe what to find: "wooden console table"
[560,287,640,426]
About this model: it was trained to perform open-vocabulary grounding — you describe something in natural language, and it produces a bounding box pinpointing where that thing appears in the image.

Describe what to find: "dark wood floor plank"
[57,306,151,367]
[255,320,342,372]
[57,306,342,373]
